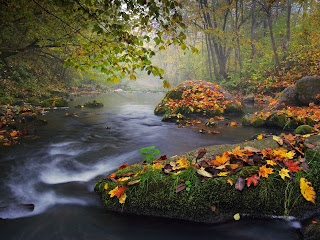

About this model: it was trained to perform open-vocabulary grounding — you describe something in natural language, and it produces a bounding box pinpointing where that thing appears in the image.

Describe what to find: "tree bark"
[250,0,256,58]
[266,10,280,67]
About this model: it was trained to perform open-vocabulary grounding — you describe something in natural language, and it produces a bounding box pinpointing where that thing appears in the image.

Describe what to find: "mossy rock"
[84,100,104,108]
[41,98,68,107]
[95,136,320,223]
[162,111,185,122]
[294,125,313,135]
[265,113,297,129]
[295,76,320,105]
[301,223,320,240]
[252,117,266,128]
[205,119,217,127]
[154,80,243,121]
[224,103,243,114]
[241,116,251,126]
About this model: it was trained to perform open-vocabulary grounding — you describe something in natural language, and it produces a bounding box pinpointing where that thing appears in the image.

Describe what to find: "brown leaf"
[235,177,245,191]
[196,149,207,160]
[124,171,135,177]
[244,146,260,153]
[305,143,316,149]
[127,180,140,186]
[199,160,210,168]
[175,183,186,193]
[211,205,217,212]
[300,162,309,171]
[197,168,213,178]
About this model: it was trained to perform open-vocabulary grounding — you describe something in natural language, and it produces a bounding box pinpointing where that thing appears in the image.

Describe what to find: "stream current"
[0,92,301,239]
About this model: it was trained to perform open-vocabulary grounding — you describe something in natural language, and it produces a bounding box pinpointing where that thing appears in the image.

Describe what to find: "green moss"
[165,89,183,100]
[0,96,14,105]
[242,116,251,126]
[83,100,103,107]
[302,223,320,240]
[205,119,217,127]
[95,137,320,223]
[266,113,293,129]
[252,117,266,128]
[224,103,243,114]
[41,98,68,107]
[294,125,313,134]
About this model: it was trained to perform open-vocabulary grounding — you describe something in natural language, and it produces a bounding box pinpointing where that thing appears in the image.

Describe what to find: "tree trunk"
[267,10,280,67]
[250,0,256,58]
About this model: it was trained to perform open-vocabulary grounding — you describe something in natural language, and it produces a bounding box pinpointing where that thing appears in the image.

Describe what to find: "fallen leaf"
[175,183,186,193]
[229,122,238,126]
[217,172,229,177]
[211,205,217,212]
[119,193,127,204]
[211,152,229,166]
[305,143,316,149]
[282,133,296,142]
[197,168,213,178]
[104,183,109,190]
[279,168,290,180]
[117,177,130,182]
[118,164,128,171]
[196,149,207,160]
[234,213,240,220]
[227,178,233,186]
[266,160,277,166]
[235,177,245,191]
[284,160,303,173]
[127,180,140,186]
[244,146,260,153]
[300,178,316,204]
[109,186,127,199]
[259,165,274,178]
[273,135,283,145]
[246,174,260,187]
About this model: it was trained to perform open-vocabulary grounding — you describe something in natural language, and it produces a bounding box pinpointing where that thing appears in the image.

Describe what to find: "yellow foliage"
[279,168,290,180]
[119,193,127,204]
[300,178,316,204]
[259,165,274,178]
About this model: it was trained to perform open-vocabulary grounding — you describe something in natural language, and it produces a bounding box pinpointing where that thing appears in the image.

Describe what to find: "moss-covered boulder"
[154,80,243,122]
[295,76,320,106]
[95,135,320,224]
[83,100,104,107]
[41,97,68,107]
[295,125,313,135]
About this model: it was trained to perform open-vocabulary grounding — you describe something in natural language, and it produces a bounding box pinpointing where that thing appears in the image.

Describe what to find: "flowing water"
[0,92,302,239]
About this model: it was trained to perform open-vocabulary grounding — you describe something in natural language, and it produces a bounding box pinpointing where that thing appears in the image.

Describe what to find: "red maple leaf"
[284,160,303,173]
[118,164,128,171]
[246,174,260,187]
[114,186,127,198]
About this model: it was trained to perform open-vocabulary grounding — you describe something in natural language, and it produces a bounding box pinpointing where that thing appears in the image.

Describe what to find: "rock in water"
[295,76,320,105]
[154,80,243,122]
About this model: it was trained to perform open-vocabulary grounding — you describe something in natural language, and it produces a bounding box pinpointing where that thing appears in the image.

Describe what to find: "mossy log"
[95,136,320,224]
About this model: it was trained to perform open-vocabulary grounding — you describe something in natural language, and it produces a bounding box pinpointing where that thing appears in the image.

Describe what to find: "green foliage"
[139,146,161,163]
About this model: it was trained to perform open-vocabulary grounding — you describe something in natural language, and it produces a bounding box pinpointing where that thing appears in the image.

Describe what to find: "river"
[0,92,302,239]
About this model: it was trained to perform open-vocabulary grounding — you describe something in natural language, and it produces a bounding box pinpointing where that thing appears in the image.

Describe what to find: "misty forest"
[1,0,320,239]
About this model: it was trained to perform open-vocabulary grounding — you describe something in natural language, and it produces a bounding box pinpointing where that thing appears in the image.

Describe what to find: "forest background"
[0,0,319,104]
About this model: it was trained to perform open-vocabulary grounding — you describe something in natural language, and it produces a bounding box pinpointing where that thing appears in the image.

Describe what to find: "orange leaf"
[118,164,128,171]
[246,174,260,187]
[211,152,229,166]
[284,160,303,173]
[259,165,274,178]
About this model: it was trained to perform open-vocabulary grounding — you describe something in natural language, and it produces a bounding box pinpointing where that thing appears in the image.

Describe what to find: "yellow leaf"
[229,122,238,127]
[173,171,181,175]
[211,152,229,166]
[257,134,263,140]
[234,213,240,221]
[227,178,233,186]
[152,163,164,170]
[119,193,127,204]
[163,80,171,88]
[173,157,190,170]
[300,178,316,204]
[273,135,283,145]
[109,186,119,198]
[117,177,130,182]
[217,172,229,177]
[104,183,109,190]
[279,168,290,180]
[266,160,277,166]
[259,165,274,178]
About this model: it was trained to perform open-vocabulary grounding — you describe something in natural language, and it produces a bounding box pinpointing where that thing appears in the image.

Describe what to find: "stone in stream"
[95,135,320,239]
[154,80,243,122]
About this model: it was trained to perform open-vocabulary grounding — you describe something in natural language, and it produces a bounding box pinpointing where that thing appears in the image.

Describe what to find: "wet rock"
[83,100,104,108]
[243,94,255,103]
[294,125,313,135]
[278,86,298,106]
[295,76,320,105]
